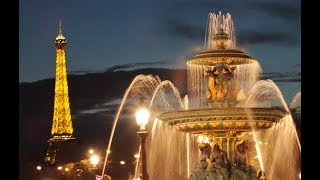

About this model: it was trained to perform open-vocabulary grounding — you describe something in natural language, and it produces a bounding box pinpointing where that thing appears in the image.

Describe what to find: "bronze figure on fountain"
[207,143,230,180]
[230,141,259,180]
[205,64,238,108]
[190,143,211,180]
[210,144,230,170]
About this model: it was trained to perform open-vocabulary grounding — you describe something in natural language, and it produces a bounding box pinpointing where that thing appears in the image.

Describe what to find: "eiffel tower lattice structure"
[44,20,75,165]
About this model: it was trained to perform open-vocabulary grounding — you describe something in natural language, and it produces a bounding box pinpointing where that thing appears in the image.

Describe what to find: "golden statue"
[204,64,237,102]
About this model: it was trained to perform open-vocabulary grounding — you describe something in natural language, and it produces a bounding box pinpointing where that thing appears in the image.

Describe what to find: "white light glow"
[90,155,99,166]
[134,153,140,159]
[135,108,149,130]
[89,149,94,154]
[197,135,210,144]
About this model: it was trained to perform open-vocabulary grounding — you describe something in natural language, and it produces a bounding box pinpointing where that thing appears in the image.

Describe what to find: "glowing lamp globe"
[135,108,149,130]
[90,155,99,167]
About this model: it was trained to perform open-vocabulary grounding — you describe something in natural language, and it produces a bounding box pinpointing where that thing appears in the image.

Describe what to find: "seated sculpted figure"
[190,143,211,180]
[207,144,230,180]
[230,142,258,180]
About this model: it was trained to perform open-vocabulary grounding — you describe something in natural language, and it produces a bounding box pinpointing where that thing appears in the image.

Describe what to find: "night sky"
[19,0,300,83]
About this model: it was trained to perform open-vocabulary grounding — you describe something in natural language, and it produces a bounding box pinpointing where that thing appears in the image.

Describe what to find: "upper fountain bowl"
[156,107,288,138]
[187,49,256,66]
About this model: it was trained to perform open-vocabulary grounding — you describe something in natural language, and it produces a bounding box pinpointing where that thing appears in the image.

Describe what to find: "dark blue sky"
[19,0,300,82]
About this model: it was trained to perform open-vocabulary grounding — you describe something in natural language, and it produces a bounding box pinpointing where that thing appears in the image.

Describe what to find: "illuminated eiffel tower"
[44,20,75,165]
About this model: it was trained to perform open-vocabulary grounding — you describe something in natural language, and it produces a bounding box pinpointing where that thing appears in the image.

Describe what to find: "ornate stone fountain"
[156,12,289,180]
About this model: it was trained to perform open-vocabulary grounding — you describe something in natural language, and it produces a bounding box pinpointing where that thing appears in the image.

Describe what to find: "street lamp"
[135,102,149,180]
[135,108,149,130]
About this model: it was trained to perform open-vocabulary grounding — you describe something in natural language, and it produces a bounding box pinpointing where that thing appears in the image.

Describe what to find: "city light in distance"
[89,149,94,154]
[134,153,140,159]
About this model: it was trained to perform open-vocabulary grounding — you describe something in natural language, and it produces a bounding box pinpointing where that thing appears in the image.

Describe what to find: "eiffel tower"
[44,20,75,165]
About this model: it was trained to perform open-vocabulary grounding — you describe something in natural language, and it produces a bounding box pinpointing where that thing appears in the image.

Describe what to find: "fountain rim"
[156,107,288,134]
[157,107,288,121]
[187,49,257,66]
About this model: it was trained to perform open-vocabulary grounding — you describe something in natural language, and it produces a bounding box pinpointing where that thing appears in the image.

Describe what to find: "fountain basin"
[187,49,256,66]
[157,107,288,137]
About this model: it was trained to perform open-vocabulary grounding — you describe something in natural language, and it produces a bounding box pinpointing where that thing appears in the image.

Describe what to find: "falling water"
[241,114,301,180]
[150,80,184,112]
[289,91,301,142]
[184,96,191,178]
[242,80,301,180]
[265,115,300,180]
[241,106,266,173]
[187,64,206,109]
[186,133,190,178]
[252,130,264,171]
[290,91,301,109]
[241,80,290,111]
[151,118,159,141]
[134,145,141,179]
[148,120,199,180]
[148,82,199,180]
[205,11,236,49]
[234,61,262,94]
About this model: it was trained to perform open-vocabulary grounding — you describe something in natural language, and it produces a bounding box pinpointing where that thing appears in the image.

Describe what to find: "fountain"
[101,11,300,180]
[152,11,300,180]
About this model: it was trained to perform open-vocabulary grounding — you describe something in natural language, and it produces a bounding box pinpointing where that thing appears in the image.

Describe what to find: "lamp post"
[135,105,149,180]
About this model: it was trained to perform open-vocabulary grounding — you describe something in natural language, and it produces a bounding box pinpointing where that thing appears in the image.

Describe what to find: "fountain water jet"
[244,80,301,152]
[134,145,141,179]
[290,91,301,109]
[205,11,236,49]
[101,74,162,178]
[100,74,188,179]
[244,80,290,112]
[238,80,300,179]
[150,80,184,111]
